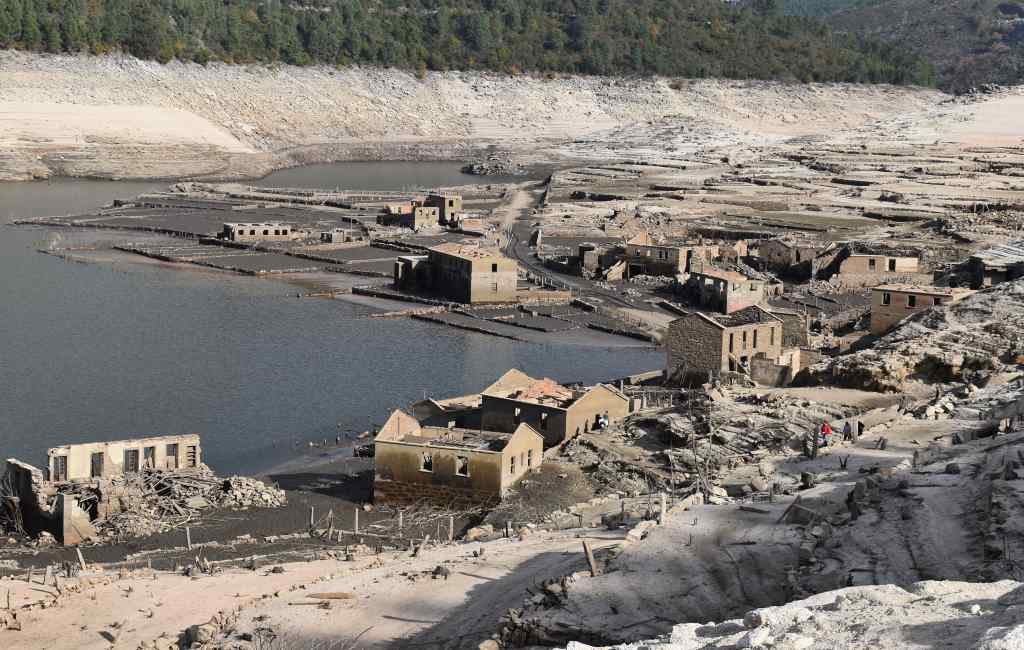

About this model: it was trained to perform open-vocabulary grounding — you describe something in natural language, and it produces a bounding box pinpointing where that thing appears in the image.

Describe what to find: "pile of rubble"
[84,468,287,541]
[220,476,287,509]
[798,280,1024,392]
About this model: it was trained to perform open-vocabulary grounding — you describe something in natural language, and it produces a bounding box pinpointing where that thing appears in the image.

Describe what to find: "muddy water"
[0,163,662,475]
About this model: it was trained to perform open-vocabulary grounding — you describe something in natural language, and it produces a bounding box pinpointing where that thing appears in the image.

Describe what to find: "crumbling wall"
[3,459,55,537]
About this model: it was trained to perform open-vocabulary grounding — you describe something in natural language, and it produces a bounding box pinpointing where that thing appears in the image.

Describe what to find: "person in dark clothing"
[842,421,853,442]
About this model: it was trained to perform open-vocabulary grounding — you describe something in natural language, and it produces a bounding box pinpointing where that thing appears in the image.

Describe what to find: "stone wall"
[665,316,725,381]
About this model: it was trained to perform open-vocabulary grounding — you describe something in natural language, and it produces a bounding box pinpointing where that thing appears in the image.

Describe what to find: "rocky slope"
[560,579,1024,649]
[0,51,947,182]
[799,280,1024,392]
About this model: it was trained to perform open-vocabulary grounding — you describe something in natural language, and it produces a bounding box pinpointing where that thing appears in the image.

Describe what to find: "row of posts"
[308,506,454,543]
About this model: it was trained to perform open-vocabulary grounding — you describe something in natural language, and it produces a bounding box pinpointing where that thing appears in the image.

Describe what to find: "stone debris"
[558,580,1024,650]
[799,280,1024,392]
[85,469,286,540]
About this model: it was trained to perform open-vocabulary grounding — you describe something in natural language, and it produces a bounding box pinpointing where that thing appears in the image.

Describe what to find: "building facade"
[685,263,780,314]
[373,410,543,505]
[757,238,825,278]
[665,307,784,382]
[222,223,299,243]
[424,193,464,225]
[870,285,973,335]
[47,434,201,482]
[393,243,518,304]
[623,232,717,277]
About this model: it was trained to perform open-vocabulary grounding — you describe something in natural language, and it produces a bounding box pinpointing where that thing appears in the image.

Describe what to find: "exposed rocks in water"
[462,153,527,176]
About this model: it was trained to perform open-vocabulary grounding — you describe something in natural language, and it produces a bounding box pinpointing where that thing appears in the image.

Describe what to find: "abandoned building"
[479,372,631,448]
[5,434,204,546]
[684,263,782,314]
[666,306,800,385]
[378,205,439,230]
[424,193,464,225]
[393,243,519,304]
[623,232,718,277]
[965,240,1024,288]
[373,409,543,505]
[815,243,921,282]
[757,238,830,279]
[319,228,360,244]
[870,284,974,336]
[48,434,201,481]
[221,223,299,243]
[716,239,750,265]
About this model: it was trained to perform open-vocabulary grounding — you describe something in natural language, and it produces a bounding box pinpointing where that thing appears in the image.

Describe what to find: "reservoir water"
[0,164,662,475]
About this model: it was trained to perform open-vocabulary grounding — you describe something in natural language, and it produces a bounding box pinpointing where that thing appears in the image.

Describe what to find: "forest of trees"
[0,0,935,86]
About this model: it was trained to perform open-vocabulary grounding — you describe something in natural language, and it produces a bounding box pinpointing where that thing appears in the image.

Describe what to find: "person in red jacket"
[819,421,834,447]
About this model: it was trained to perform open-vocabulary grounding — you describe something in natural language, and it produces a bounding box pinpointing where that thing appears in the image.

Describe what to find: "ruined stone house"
[666,306,799,385]
[814,243,922,283]
[757,238,829,279]
[5,434,203,546]
[623,231,717,277]
[378,205,439,230]
[393,243,518,304]
[479,373,631,448]
[424,192,464,225]
[684,262,782,314]
[48,434,201,481]
[373,410,543,506]
[870,284,974,336]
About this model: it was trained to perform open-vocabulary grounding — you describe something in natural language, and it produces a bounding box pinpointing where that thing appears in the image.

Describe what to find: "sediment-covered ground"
[0,50,949,182]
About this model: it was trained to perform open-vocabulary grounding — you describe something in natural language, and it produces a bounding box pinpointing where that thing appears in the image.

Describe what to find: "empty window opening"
[166,444,179,469]
[282,229,289,236]
[742,331,748,348]
[455,456,470,477]
[491,263,498,273]
[53,455,68,482]
[527,449,534,468]
[882,292,892,306]
[143,446,156,469]
[729,333,734,353]
[540,412,549,430]
[186,445,198,468]
[934,297,942,306]
[124,449,140,474]
[753,330,759,348]
[421,453,434,472]
[770,327,775,346]
[907,295,917,308]
[868,258,876,270]
[888,259,897,272]
[510,455,516,474]
[90,452,104,478]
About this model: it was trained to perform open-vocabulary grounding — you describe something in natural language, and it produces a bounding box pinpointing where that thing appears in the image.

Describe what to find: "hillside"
[0,0,932,86]
[777,0,1024,91]
[0,51,947,182]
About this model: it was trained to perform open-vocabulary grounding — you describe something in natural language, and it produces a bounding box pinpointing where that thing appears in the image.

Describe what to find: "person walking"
[842,421,852,442]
